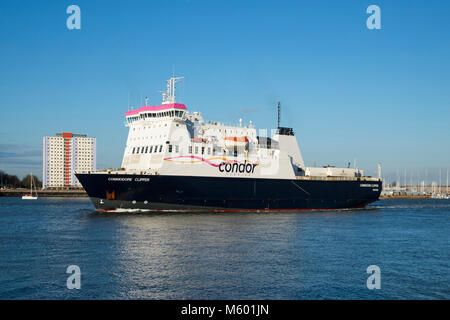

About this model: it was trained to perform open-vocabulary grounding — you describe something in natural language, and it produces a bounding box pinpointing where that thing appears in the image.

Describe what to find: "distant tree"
[21,174,42,189]
[3,173,21,188]
[0,170,42,189]
[0,170,5,188]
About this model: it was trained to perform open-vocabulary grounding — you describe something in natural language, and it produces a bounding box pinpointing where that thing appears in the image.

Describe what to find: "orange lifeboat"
[224,136,249,149]
[191,137,207,143]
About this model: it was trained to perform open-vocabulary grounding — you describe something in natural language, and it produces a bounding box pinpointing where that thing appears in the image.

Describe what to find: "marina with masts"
[381,168,450,199]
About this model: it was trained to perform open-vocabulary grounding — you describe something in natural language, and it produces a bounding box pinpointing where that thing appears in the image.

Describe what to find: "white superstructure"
[116,77,363,180]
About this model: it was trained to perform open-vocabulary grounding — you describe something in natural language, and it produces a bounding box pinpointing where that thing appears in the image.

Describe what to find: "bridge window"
[149,146,153,153]
[132,147,135,154]
[136,147,140,154]
[145,146,148,153]
[159,145,163,153]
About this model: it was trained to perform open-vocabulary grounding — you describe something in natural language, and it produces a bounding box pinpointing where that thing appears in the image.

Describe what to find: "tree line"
[0,170,42,189]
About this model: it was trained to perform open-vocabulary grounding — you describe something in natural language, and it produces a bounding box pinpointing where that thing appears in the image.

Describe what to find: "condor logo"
[219,160,258,174]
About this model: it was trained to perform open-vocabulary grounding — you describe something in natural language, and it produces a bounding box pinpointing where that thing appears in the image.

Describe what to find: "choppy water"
[0,197,448,299]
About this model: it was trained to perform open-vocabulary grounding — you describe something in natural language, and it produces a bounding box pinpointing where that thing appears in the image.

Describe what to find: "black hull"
[75,173,382,212]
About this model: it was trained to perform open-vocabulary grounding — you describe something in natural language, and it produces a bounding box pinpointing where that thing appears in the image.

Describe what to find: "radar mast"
[161,76,184,104]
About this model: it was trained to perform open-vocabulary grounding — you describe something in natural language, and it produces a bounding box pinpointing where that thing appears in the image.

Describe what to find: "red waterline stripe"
[96,207,365,213]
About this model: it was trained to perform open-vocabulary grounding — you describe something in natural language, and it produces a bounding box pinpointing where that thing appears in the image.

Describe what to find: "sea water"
[0,197,448,299]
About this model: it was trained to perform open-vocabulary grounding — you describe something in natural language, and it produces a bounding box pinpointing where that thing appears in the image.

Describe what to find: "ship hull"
[75,173,382,212]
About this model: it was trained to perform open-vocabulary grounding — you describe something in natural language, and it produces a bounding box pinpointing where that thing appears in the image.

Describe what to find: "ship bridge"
[125,76,187,126]
[125,103,187,126]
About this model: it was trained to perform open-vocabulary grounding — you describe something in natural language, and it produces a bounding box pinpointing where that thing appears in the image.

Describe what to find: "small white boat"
[431,193,450,199]
[22,173,38,200]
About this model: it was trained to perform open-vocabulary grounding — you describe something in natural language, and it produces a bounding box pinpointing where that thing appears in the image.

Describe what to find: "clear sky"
[0,0,449,183]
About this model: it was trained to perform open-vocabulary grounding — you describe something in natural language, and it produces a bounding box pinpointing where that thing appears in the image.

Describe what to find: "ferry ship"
[75,77,382,212]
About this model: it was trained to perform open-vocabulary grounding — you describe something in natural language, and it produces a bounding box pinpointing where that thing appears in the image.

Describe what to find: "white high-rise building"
[42,132,96,189]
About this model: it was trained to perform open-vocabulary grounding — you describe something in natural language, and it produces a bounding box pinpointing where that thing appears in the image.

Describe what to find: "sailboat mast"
[447,169,448,195]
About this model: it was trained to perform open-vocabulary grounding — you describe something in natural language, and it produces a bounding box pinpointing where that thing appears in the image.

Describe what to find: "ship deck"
[75,170,381,182]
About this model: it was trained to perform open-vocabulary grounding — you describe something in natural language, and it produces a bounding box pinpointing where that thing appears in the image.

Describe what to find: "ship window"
[208,147,211,155]
[195,146,199,154]
[159,145,163,152]
[201,147,205,155]
[189,146,192,154]
[175,145,179,153]
[168,145,173,153]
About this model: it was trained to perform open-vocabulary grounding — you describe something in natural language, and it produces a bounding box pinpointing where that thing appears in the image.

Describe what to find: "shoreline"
[380,195,431,200]
[0,188,88,198]
[0,188,435,200]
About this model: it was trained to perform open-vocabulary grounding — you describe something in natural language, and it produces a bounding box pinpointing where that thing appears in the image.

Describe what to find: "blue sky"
[0,0,449,183]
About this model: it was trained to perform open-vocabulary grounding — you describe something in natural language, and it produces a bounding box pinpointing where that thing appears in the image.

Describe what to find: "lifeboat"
[224,136,249,150]
[191,137,207,143]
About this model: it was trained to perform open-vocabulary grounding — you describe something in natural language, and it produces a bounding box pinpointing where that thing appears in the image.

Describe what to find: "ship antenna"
[277,101,281,129]
[161,76,184,104]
